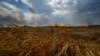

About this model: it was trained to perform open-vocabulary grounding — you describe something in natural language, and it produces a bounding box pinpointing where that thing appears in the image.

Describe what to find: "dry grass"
[0,26,100,56]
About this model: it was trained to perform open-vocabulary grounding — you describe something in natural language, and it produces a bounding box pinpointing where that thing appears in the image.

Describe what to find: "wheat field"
[0,26,100,56]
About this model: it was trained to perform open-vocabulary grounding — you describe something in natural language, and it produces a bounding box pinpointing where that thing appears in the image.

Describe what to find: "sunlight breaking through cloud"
[0,0,100,26]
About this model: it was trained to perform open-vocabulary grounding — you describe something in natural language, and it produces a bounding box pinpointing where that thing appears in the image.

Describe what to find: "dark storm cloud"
[0,0,36,13]
[0,0,51,26]
[0,0,100,26]
[0,15,24,25]
[77,0,100,13]
[73,0,100,25]
[0,1,25,24]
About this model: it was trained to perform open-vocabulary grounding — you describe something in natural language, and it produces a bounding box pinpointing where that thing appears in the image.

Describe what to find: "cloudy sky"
[0,0,100,26]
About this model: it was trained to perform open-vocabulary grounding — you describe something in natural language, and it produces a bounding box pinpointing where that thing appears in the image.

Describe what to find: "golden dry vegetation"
[0,26,100,56]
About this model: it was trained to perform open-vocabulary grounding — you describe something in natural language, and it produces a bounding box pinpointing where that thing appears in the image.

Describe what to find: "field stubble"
[0,26,100,56]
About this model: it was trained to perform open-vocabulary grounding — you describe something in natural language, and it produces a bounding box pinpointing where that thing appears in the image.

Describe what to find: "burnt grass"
[0,26,100,56]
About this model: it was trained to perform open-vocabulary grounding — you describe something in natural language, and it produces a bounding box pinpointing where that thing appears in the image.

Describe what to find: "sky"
[0,0,100,26]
